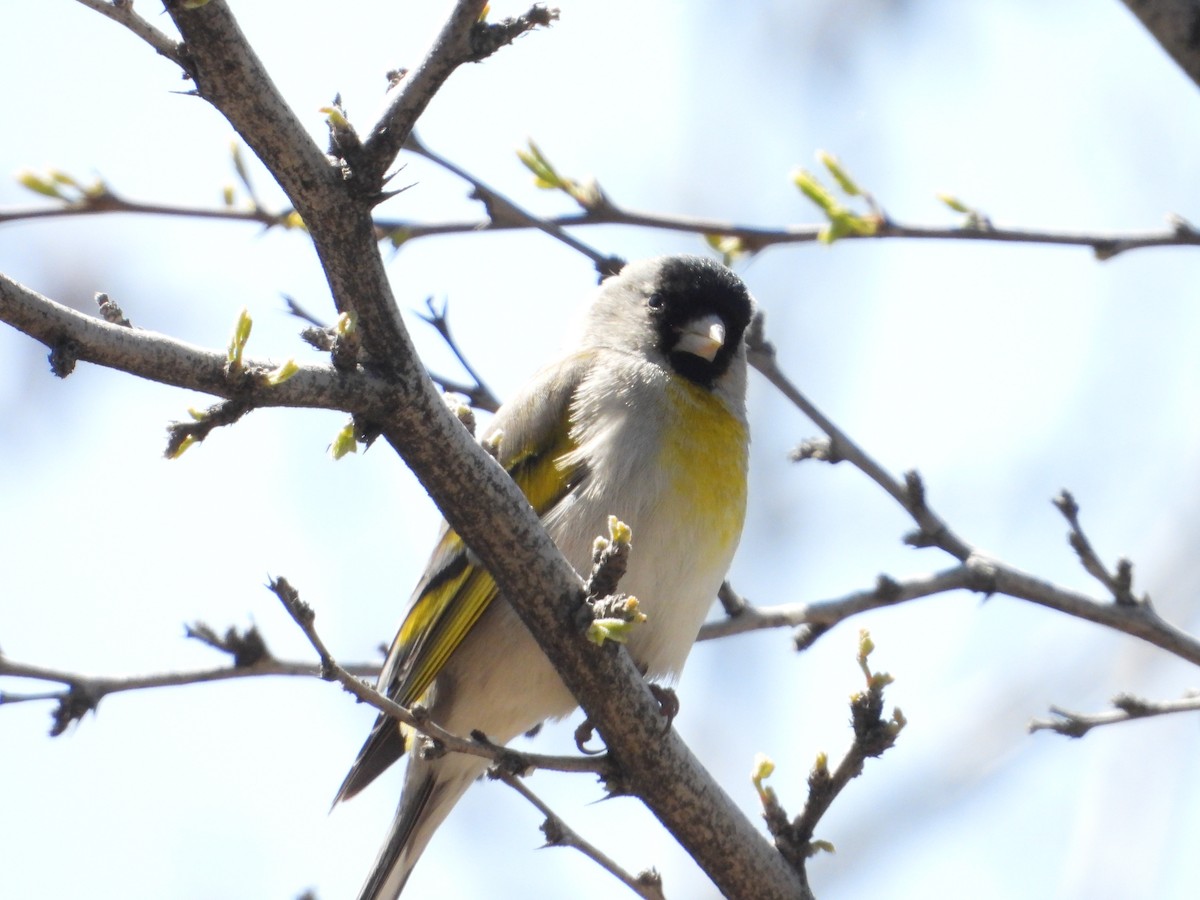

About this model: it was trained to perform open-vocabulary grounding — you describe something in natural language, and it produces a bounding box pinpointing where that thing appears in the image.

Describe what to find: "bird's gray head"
[585,254,754,389]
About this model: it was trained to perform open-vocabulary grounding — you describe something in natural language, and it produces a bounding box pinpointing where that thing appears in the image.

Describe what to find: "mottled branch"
[1119,0,1200,91]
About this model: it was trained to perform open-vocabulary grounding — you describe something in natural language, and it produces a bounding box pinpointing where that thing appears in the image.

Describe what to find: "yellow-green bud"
[226,307,253,370]
[265,358,300,386]
[330,421,358,460]
[818,150,861,197]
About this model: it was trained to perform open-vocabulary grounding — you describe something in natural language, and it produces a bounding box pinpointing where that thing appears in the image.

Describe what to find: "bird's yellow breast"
[658,378,748,553]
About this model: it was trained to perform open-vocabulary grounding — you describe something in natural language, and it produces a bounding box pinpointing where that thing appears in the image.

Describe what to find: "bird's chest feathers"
[655,378,748,547]
[566,373,748,559]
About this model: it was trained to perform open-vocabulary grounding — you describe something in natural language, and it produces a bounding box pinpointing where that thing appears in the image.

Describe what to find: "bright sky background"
[4,2,1200,899]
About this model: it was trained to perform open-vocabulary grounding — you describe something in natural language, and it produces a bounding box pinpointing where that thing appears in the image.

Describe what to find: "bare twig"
[374,199,1200,262]
[745,315,1200,668]
[358,2,555,189]
[266,575,608,776]
[418,297,500,412]
[1053,490,1140,605]
[699,570,970,646]
[785,648,903,860]
[285,294,491,406]
[0,637,378,737]
[755,634,903,871]
[748,315,971,559]
[404,133,623,277]
[493,771,666,900]
[74,0,185,66]
[1029,691,1200,737]
[9,168,1197,263]
[0,190,291,228]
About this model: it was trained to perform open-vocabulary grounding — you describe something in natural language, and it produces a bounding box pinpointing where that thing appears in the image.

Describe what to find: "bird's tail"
[356,751,486,900]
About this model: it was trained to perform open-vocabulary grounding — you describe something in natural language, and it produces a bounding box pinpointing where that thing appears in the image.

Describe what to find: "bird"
[334,254,754,898]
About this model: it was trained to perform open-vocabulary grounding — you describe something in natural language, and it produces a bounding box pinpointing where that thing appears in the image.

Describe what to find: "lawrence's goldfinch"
[335,254,754,898]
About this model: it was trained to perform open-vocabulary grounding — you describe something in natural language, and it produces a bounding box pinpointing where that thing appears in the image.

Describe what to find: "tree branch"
[1118,0,1200,91]
[699,570,972,645]
[151,6,809,895]
[74,0,186,65]
[494,770,666,900]
[0,272,405,417]
[8,159,1197,262]
[746,316,1200,669]
[382,207,1200,260]
[0,644,376,737]
[267,576,608,777]
[1029,690,1200,737]
[0,191,291,228]
[1053,489,1140,605]
[0,601,606,779]
[403,132,623,276]
[359,3,557,188]
[755,635,902,871]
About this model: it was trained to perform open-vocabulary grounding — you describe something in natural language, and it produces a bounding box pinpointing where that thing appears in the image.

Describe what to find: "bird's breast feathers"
[551,359,749,676]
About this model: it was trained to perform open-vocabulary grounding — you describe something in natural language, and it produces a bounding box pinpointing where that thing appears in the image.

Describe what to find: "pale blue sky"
[3,2,1200,899]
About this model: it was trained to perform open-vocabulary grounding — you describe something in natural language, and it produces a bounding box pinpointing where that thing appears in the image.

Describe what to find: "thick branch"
[150,5,805,896]
[1119,0,1200,90]
[0,272,406,417]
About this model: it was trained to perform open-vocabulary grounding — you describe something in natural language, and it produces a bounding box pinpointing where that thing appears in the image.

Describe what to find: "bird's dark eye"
[647,292,665,310]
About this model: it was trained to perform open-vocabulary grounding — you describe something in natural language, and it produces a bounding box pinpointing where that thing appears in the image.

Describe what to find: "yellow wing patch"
[387,426,582,708]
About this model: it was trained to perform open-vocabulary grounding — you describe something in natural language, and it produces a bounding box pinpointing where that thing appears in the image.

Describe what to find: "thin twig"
[699,569,971,646]
[0,193,289,228]
[493,771,666,900]
[756,635,902,870]
[1029,691,1200,737]
[1052,490,1140,605]
[374,205,1200,261]
[8,174,1197,262]
[0,643,378,736]
[267,575,608,776]
[404,133,623,277]
[73,0,185,66]
[748,315,971,559]
[0,656,378,702]
[745,315,1200,668]
[358,2,555,188]
[283,294,498,410]
[418,297,500,411]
